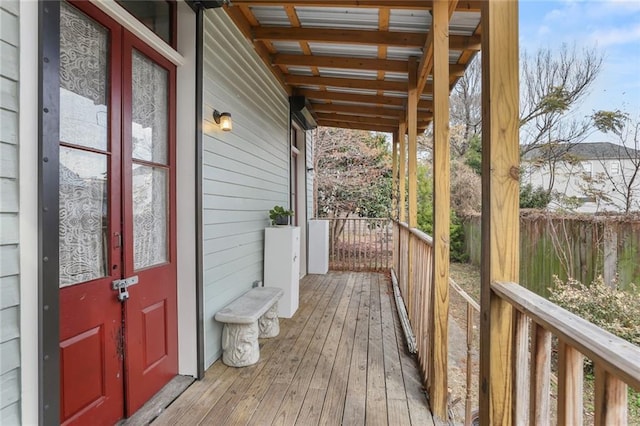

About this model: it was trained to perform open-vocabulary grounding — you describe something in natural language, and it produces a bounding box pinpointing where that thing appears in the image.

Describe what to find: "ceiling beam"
[253,27,481,50]
[316,119,398,134]
[285,74,417,93]
[273,54,408,73]
[230,1,482,12]
[310,102,404,118]
[317,112,432,127]
[295,88,433,110]
[274,53,467,76]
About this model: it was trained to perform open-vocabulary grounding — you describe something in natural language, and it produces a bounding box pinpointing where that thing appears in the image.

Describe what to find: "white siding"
[306,130,314,219]
[0,3,20,423]
[202,9,289,366]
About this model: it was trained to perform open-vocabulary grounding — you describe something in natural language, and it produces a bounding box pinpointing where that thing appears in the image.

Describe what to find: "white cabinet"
[308,220,329,274]
[264,226,300,318]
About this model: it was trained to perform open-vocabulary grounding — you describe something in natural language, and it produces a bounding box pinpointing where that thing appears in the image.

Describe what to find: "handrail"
[493,281,640,390]
[396,220,433,246]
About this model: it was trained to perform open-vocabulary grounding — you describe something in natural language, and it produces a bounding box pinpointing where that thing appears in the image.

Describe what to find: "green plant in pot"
[269,205,294,226]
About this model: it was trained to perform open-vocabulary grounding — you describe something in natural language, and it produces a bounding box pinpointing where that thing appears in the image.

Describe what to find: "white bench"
[214,287,284,367]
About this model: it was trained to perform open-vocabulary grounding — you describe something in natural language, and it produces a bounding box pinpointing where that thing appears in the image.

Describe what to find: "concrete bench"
[214,287,284,367]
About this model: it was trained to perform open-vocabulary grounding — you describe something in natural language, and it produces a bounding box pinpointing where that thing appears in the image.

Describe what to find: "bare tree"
[520,44,602,156]
[450,55,481,157]
[591,112,640,213]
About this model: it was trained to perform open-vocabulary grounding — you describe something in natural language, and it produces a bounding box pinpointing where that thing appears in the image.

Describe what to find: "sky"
[518,0,640,143]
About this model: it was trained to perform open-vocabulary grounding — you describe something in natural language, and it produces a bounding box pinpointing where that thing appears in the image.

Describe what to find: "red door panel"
[58,2,123,424]
[121,32,178,415]
[58,1,178,422]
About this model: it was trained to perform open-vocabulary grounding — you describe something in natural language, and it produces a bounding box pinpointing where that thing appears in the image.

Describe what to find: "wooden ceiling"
[223,1,482,133]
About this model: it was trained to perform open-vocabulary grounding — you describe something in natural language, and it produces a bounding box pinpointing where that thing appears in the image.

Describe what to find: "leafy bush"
[520,183,552,209]
[549,276,640,347]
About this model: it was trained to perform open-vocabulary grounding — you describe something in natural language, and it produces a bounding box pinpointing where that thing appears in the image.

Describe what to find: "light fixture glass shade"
[219,113,232,131]
[213,109,232,132]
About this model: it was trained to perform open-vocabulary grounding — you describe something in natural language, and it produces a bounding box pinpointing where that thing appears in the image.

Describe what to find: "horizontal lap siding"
[0,2,20,425]
[202,9,289,367]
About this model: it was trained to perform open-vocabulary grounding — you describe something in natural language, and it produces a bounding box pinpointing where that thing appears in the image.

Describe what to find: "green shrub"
[549,276,640,347]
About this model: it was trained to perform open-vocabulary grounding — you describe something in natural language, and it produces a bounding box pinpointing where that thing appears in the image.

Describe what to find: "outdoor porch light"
[213,109,232,131]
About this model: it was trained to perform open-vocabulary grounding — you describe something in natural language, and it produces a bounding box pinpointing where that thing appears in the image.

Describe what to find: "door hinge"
[112,275,138,302]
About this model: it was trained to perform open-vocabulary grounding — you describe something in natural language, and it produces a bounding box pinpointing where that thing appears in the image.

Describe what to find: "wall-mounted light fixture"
[213,109,232,131]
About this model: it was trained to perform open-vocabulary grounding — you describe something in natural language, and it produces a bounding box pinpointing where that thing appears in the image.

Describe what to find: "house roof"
[523,142,640,161]
[222,1,482,133]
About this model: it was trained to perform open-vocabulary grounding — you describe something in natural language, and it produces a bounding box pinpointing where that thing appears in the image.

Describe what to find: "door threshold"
[118,375,195,426]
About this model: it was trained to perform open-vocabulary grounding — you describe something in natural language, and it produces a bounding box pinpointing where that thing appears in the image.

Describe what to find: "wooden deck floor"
[154,272,434,425]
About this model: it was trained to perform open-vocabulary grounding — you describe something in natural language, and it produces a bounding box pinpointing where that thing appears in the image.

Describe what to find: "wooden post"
[557,341,584,426]
[392,132,399,220]
[399,122,407,223]
[407,57,418,229]
[594,365,628,425]
[429,0,449,420]
[479,1,520,425]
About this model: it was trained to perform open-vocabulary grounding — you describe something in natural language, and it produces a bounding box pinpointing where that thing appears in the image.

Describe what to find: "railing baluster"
[514,312,530,425]
[530,324,551,426]
[465,303,474,426]
[557,340,584,426]
[594,364,628,426]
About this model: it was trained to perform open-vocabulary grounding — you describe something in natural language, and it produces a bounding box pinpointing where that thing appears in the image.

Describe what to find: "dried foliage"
[549,276,640,347]
[314,127,392,218]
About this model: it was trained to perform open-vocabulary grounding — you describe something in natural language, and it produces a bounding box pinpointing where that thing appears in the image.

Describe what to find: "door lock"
[112,275,139,302]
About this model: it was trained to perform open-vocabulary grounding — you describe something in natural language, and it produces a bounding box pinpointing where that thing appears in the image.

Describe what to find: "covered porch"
[155,272,434,425]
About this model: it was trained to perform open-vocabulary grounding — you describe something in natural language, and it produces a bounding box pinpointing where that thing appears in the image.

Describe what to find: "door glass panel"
[132,50,168,165]
[59,2,109,151]
[59,147,109,287]
[133,165,168,269]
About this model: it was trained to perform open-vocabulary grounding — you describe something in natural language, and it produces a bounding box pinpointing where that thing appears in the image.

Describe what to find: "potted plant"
[269,205,294,226]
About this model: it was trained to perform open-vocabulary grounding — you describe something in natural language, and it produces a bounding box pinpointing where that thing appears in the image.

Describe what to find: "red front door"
[58,2,177,424]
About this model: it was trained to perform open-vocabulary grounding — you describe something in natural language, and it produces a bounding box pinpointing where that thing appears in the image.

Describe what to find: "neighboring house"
[0,1,486,424]
[522,142,640,213]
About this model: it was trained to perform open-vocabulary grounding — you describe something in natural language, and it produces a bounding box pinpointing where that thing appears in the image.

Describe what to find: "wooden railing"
[449,278,480,426]
[392,220,640,424]
[392,221,434,398]
[326,217,392,271]
[493,282,640,425]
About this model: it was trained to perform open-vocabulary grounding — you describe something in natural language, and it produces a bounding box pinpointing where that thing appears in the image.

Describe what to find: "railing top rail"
[493,281,640,391]
[394,220,434,246]
[318,217,390,221]
[450,278,480,312]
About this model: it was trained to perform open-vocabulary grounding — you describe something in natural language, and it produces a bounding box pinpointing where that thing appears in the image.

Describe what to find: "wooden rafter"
[295,89,433,110]
[253,27,480,51]
[231,1,482,12]
[224,0,481,134]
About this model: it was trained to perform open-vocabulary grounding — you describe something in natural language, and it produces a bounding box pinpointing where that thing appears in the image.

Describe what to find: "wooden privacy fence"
[494,282,640,425]
[392,221,435,405]
[464,214,640,296]
[326,217,392,271]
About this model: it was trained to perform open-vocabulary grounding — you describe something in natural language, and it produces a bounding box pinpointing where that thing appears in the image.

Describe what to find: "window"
[116,1,176,47]
[610,161,621,176]
[581,161,592,177]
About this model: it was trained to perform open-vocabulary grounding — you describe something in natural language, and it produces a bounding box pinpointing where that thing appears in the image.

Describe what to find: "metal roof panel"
[296,7,379,30]
[389,9,431,33]
[309,42,379,58]
[249,6,290,27]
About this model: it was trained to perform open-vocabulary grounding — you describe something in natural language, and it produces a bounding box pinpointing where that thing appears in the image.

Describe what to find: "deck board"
[154,272,434,425]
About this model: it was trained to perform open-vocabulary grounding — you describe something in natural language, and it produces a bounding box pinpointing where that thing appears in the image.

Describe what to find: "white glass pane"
[59,2,109,151]
[132,50,168,164]
[59,147,108,287]
[133,165,168,269]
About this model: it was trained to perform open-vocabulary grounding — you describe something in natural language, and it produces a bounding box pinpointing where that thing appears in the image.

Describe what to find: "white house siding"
[202,9,290,366]
[306,130,314,219]
[0,1,20,424]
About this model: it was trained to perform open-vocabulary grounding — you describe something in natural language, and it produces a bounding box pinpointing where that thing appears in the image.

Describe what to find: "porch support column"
[407,57,418,228]
[479,1,520,425]
[392,131,399,220]
[429,0,450,420]
[398,122,407,223]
